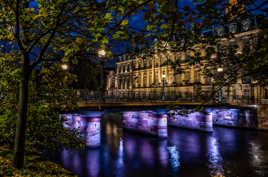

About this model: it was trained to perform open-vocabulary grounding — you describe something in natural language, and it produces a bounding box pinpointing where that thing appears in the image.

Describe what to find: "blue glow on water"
[207,136,224,176]
[57,106,263,177]
[167,145,180,172]
[54,124,268,177]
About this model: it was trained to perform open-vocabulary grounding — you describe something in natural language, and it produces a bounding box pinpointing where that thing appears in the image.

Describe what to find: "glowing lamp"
[217,67,223,72]
[98,49,106,57]
[61,64,68,70]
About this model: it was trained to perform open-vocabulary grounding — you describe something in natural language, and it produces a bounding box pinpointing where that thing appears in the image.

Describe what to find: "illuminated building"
[106,17,268,104]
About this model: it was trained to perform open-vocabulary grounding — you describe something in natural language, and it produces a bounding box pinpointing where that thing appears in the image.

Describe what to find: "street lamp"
[98,49,106,57]
[61,64,68,70]
[98,49,106,102]
[161,74,166,101]
[217,67,223,103]
[217,67,223,72]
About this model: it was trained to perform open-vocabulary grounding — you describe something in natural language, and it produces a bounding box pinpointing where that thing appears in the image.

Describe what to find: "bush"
[0,61,85,153]
[0,145,77,177]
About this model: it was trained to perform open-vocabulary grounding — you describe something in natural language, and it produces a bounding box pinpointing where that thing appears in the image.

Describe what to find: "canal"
[52,112,268,177]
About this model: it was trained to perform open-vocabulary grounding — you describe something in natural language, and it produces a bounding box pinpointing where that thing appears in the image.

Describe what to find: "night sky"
[11,0,268,68]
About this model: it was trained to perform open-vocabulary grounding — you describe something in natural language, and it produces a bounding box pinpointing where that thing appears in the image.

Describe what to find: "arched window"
[148,60,152,67]
[124,65,126,72]
[118,79,121,89]
[127,64,130,72]
[194,70,200,83]
[127,79,130,89]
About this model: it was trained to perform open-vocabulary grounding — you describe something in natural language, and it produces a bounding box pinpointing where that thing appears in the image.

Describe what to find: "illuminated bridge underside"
[61,107,257,147]
[168,108,257,131]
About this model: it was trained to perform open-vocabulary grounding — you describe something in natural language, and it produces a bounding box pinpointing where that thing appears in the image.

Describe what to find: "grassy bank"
[0,146,77,177]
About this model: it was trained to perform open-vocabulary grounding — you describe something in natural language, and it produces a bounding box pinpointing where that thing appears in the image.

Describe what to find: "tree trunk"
[99,60,105,102]
[13,60,30,169]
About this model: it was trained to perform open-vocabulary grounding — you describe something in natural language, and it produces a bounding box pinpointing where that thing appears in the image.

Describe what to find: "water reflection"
[73,152,82,176]
[61,149,72,169]
[105,121,123,157]
[207,137,224,176]
[86,150,100,177]
[158,140,168,167]
[56,122,268,177]
[167,145,180,173]
[249,140,268,176]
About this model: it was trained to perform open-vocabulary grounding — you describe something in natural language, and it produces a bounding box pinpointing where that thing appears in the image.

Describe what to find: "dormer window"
[242,19,251,31]
[229,23,237,34]
[216,26,224,37]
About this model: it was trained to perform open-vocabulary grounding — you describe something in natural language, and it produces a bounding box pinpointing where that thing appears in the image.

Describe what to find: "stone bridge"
[60,102,262,148]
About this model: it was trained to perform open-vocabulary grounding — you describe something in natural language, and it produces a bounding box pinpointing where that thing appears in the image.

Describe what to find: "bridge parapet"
[122,110,168,138]
[60,111,103,147]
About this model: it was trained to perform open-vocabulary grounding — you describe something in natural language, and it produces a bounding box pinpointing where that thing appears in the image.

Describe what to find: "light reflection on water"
[56,121,268,177]
[167,145,180,173]
[207,136,224,176]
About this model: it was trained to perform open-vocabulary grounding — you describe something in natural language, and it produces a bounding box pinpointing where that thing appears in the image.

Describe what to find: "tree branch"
[30,26,57,71]
[28,31,51,53]
[105,0,154,36]
[15,0,25,53]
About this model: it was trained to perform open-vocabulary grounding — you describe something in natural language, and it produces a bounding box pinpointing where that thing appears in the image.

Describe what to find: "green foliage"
[0,146,77,176]
[72,59,101,90]
[0,0,184,169]
[0,1,163,164]
[238,29,268,85]
[0,56,84,152]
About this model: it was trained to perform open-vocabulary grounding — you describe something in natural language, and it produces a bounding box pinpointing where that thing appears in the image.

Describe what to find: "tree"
[0,0,169,169]
[0,56,83,152]
[0,0,88,168]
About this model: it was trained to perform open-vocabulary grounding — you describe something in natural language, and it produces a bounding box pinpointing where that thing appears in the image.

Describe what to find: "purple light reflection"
[125,137,137,159]
[115,138,125,177]
[73,152,82,176]
[61,149,72,169]
[140,139,154,167]
[158,140,168,167]
[86,150,100,177]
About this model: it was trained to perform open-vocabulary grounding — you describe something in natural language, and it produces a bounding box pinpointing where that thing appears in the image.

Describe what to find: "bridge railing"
[77,89,268,105]
[78,90,204,103]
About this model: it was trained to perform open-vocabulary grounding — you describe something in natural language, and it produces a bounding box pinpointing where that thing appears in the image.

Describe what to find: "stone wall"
[122,110,168,138]
[168,109,213,132]
[258,105,268,130]
[61,111,103,147]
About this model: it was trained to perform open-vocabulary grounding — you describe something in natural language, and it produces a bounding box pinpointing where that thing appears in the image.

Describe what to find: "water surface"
[52,120,268,177]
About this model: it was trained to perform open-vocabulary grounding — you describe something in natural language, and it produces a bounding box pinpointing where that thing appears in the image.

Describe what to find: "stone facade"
[106,26,268,104]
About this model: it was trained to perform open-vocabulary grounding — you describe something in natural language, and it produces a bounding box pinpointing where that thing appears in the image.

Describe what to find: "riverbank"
[0,145,77,177]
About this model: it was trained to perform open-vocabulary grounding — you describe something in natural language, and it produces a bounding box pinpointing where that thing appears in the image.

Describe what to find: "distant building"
[106,13,268,104]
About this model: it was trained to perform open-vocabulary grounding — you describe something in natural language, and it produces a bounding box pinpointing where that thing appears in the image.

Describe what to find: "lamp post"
[161,74,166,101]
[98,49,106,102]
[217,67,223,103]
